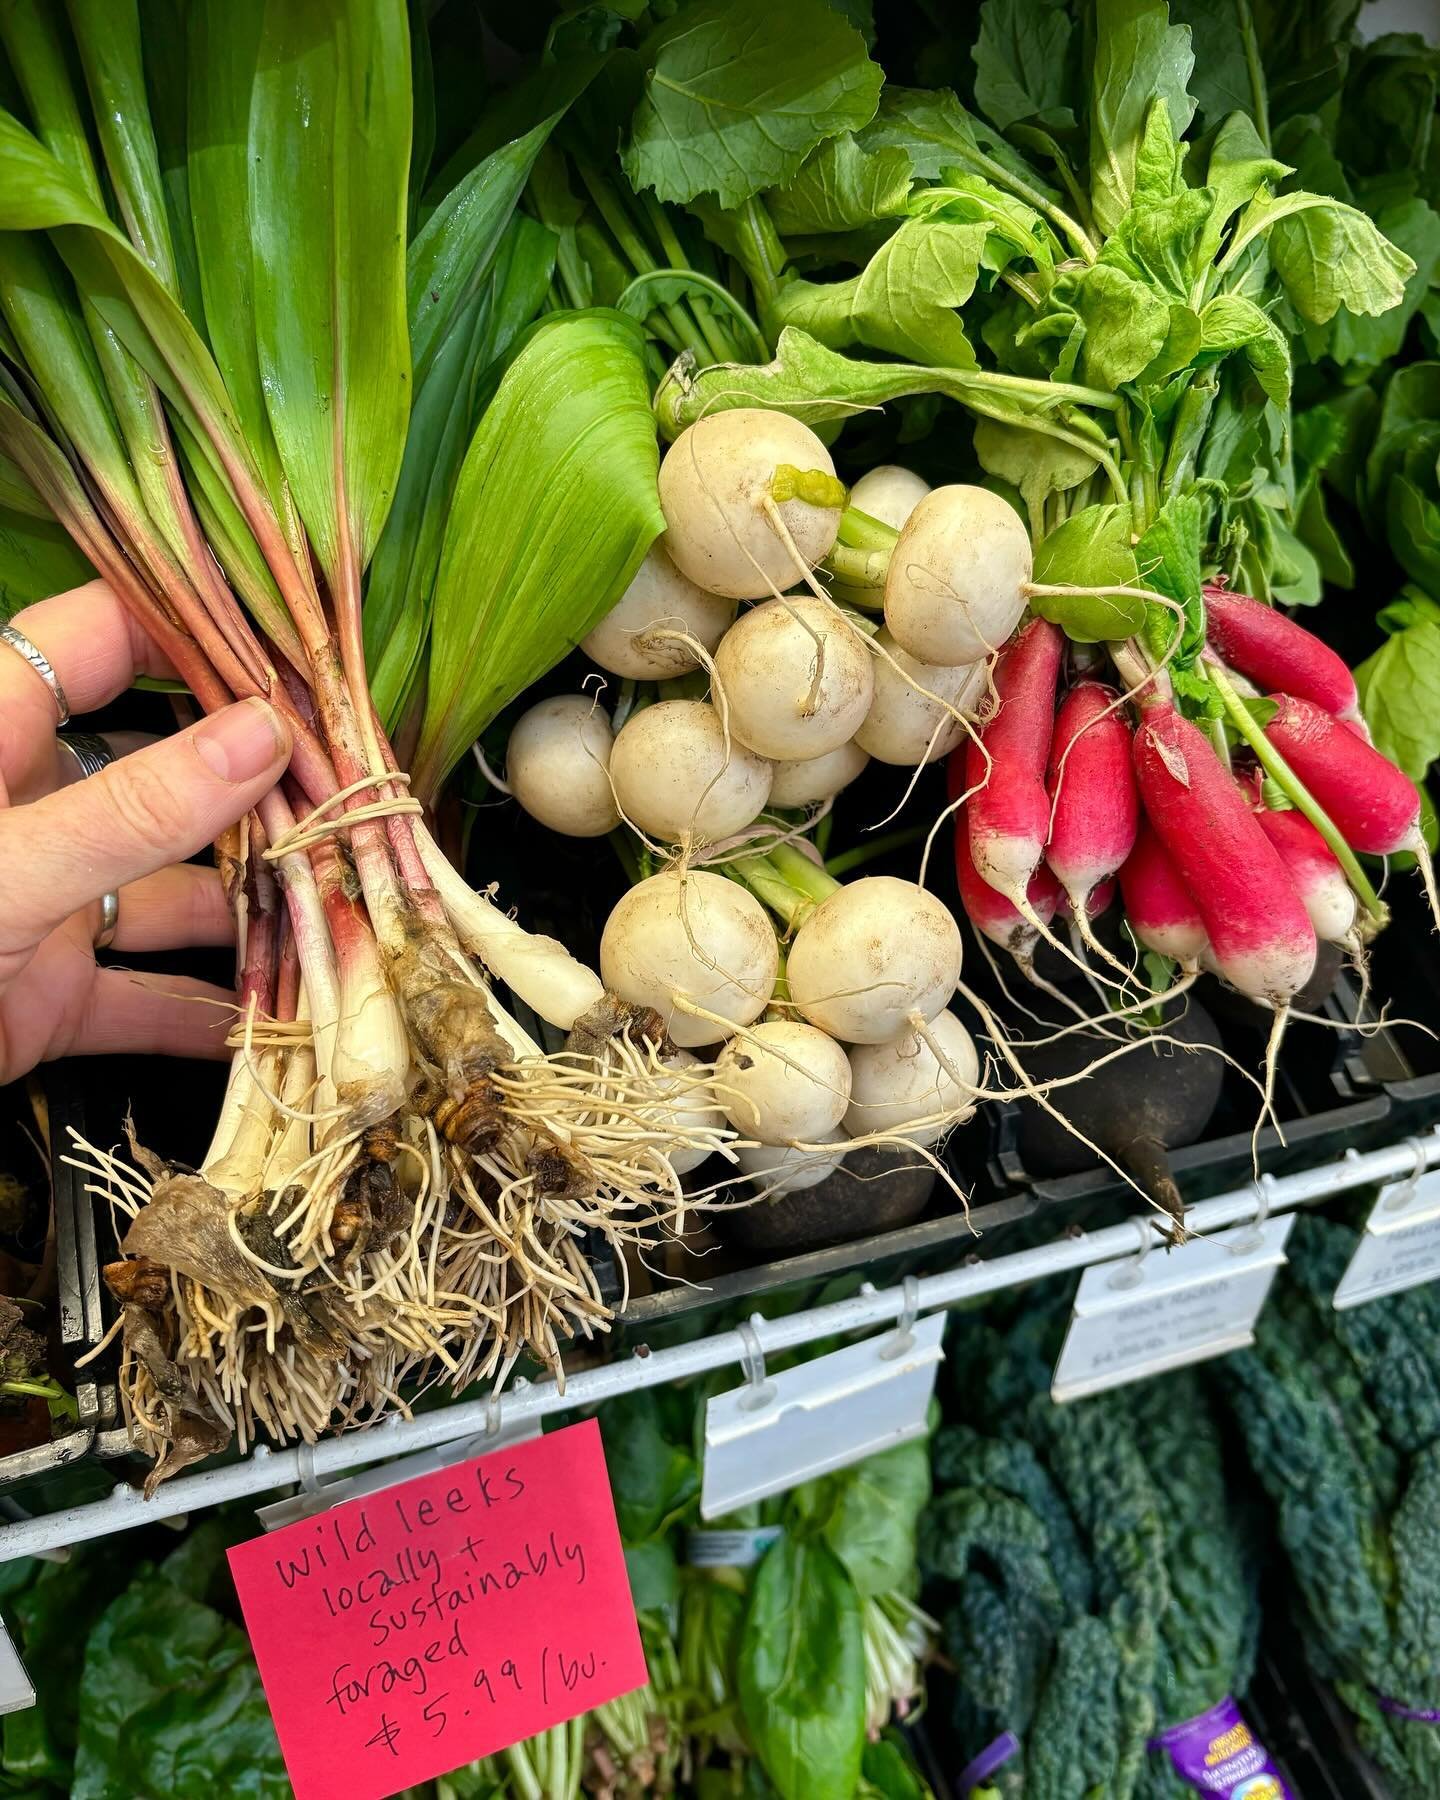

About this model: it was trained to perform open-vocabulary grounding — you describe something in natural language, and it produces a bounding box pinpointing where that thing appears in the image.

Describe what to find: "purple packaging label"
[1377,1693,1440,1723]
[957,1731,1020,1793]
[1150,1696,1294,1799]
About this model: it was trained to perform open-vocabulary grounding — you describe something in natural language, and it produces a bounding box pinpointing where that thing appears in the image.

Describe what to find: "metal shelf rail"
[0,1131,1435,1563]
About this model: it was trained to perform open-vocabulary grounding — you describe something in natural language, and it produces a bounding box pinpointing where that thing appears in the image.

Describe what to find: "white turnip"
[507,695,620,838]
[609,699,772,843]
[581,542,737,679]
[736,1129,848,1194]
[768,740,870,808]
[714,1020,851,1144]
[599,869,778,1047]
[885,484,1031,665]
[854,630,985,766]
[844,1010,979,1145]
[787,875,963,1044]
[658,409,843,600]
[849,464,930,530]
[713,595,874,761]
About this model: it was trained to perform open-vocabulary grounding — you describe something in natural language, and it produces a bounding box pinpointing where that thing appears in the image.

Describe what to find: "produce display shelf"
[0,1127,1433,1564]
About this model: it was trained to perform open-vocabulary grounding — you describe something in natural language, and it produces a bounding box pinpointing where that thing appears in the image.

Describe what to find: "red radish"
[1119,823,1209,963]
[1240,774,1357,944]
[1045,682,1139,914]
[1204,586,1358,719]
[965,618,1063,905]
[1263,693,1420,855]
[955,812,1062,963]
[1133,700,1316,1002]
[1056,878,1115,925]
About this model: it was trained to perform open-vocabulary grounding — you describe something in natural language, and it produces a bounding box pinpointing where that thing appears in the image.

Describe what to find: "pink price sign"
[228,1419,647,1800]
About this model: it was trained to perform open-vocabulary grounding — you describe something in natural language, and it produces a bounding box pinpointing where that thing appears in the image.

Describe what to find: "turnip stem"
[837,505,900,555]
[825,826,927,878]
[768,840,841,904]
[1205,660,1388,926]
[728,854,810,929]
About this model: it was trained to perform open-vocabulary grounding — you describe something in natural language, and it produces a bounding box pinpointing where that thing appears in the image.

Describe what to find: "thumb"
[0,698,291,954]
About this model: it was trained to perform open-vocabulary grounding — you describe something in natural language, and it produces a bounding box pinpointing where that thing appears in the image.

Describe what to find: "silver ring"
[55,735,120,951]
[94,889,119,952]
[0,622,70,726]
[56,732,115,782]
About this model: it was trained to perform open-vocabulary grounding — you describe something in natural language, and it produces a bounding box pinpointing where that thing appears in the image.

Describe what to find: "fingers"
[67,968,237,1062]
[0,583,177,795]
[0,700,291,956]
[107,865,235,953]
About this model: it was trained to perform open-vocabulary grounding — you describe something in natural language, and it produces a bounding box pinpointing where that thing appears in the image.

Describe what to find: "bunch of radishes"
[501,409,1030,1181]
[955,585,1426,1021]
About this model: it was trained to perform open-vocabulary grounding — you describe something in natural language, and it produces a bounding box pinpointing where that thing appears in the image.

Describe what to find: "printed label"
[1052,1217,1294,1402]
[1335,1175,1440,1309]
[685,1527,783,1568]
[1152,1696,1293,1798]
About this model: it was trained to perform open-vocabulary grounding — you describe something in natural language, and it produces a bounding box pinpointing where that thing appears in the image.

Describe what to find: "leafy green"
[973,0,1076,133]
[624,0,882,209]
[1031,503,1144,640]
[739,1537,865,1800]
[414,310,663,797]
[1356,611,1440,783]
[820,1436,931,1598]
[1087,0,1197,238]
[766,133,913,237]
[72,1574,288,1799]
[247,0,412,586]
[768,218,986,367]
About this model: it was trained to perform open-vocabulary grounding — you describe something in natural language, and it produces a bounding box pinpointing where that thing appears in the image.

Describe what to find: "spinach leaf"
[973,0,1076,134]
[600,1388,701,1543]
[72,1575,288,1799]
[821,1436,932,1597]
[1031,503,1144,641]
[1,1556,129,1788]
[768,217,986,367]
[767,134,912,237]
[739,1537,865,1800]
[1088,0,1197,238]
[624,0,882,208]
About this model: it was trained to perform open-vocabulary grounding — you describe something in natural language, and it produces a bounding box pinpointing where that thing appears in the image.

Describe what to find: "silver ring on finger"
[56,731,116,782]
[0,622,70,726]
[94,889,119,952]
[57,734,121,951]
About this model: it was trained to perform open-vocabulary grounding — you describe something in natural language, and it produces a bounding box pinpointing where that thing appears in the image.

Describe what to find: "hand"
[0,581,292,1084]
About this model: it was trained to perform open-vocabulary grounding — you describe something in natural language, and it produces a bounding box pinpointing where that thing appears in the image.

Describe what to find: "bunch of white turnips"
[504,408,1037,1194]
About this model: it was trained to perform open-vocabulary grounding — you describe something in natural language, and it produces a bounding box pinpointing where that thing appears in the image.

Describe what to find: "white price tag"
[0,1615,34,1715]
[1052,1215,1295,1403]
[1334,1168,1440,1309]
[701,1314,944,1518]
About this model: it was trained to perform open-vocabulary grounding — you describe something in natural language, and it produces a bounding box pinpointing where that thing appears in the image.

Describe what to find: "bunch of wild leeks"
[0,0,733,1486]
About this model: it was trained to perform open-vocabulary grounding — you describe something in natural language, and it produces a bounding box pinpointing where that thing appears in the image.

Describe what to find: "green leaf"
[1088,0,1197,238]
[1198,293,1291,407]
[1309,192,1440,371]
[973,0,1075,133]
[973,416,1100,519]
[1103,186,1214,302]
[1233,191,1417,324]
[72,1574,289,1799]
[1195,111,1291,273]
[1031,502,1144,640]
[916,171,1053,273]
[1139,492,1207,666]
[767,217,986,368]
[624,0,882,209]
[1357,621,1440,782]
[599,1388,700,1544]
[249,0,412,585]
[415,310,663,797]
[739,1537,865,1800]
[820,1437,930,1598]
[0,505,93,619]
[407,113,558,387]
[624,1538,680,1614]
[767,134,912,237]
[1059,263,1171,388]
